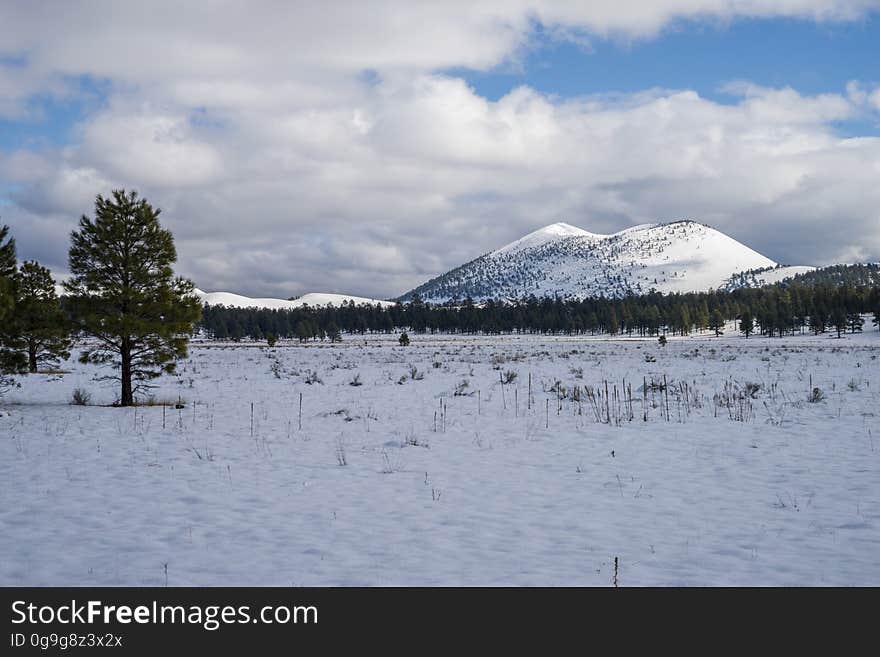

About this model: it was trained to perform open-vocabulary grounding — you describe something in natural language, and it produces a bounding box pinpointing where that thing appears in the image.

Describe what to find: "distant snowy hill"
[194,289,394,309]
[401,220,814,302]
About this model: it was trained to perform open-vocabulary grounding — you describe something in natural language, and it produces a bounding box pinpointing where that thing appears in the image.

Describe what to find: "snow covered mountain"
[194,289,394,309]
[401,220,813,302]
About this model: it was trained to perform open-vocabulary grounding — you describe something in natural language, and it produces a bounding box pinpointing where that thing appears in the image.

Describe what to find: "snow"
[2,328,878,585]
[194,289,394,309]
[724,265,818,291]
[753,266,817,285]
[405,220,803,302]
[633,222,776,291]
[494,222,599,255]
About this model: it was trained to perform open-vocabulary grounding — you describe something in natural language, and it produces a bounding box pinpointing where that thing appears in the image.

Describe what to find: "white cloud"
[76,104,224,187]
[0,2,879,297]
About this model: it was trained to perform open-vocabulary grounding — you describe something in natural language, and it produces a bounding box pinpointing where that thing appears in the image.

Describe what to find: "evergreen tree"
[678,306,691,336]
[847,312,864,334]
[212,317,229,340]
[606,308,619,335]
[399,331,410,346]
[65,190,202,406]
[646,305,661,335]
[295,320,311,342]
[739,310,754,338]
[229,318,244,341]
[871,288,880,330]
[326,322,342,343]
[14,261,72,372]
[697,301,710,333]
[0,224,27,377]
[709,309,725,336]
[830,306,847,338]
[0,225,14,319]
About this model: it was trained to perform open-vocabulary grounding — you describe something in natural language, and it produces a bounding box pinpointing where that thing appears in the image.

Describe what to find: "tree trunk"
[121,340,133,406]
[28,341,38,373]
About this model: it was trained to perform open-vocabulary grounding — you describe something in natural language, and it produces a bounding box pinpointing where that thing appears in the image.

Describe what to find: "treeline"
[198,283,880,341]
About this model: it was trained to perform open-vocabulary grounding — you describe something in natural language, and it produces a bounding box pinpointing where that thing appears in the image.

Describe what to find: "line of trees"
[198,283,880,341]
[1,190,201,405]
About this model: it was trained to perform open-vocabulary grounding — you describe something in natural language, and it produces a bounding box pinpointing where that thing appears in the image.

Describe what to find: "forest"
[198,276,880,341]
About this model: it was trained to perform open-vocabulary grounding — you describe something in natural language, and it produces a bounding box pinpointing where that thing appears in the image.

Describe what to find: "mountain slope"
[722,265,817,290]
[401,220,808,302]
[194,289,393,309]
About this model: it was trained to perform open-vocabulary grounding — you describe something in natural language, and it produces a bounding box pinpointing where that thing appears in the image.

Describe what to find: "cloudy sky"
[1,1,879,299]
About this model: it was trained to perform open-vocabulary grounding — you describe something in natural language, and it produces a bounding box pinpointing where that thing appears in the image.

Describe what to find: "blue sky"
[0,2,879,298]
[451,16,879,132]
[0,72,111,151]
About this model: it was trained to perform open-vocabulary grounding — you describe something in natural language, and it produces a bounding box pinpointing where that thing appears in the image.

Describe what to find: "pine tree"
[697,301,710,333]
[847,312,864,334]
[229,318,244,341]
[606,308,619,335]
[0,225,14,319]
[830,306,847,338]
[14,261,72,372]
[0,224,27,377]
[213,318,229,340]
[295,320,311,342]
[871,288,880,331]
[326,322,342,343]
[64,190,202,406]
[739,310,754,338]
[646,305,661,335]
[678,306,691,336]
[709,309,725,336]
[398,331,410,346]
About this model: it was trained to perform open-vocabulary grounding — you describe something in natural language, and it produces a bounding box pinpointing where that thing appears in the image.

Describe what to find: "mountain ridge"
[400,219,814,302]
[194,289,393,310]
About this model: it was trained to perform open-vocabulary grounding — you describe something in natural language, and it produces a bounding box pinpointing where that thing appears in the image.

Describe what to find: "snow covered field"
[2,330,878,586]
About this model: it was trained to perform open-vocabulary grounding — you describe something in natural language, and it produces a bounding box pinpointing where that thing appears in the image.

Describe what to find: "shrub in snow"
[71,388,91,406]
